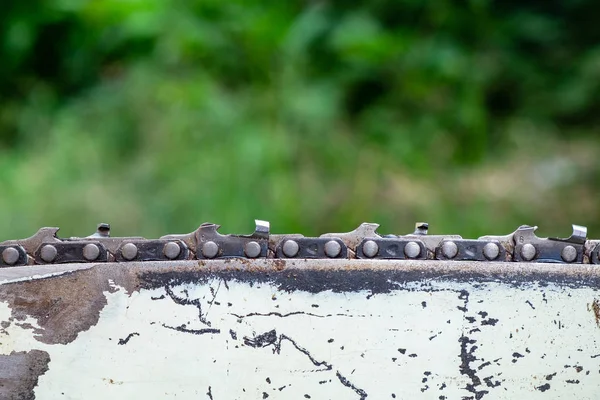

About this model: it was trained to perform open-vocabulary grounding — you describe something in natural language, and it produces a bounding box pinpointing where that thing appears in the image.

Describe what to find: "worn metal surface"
[0,259,599,399]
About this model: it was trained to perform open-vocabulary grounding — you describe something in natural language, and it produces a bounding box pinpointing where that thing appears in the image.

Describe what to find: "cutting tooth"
[320,223,380,250]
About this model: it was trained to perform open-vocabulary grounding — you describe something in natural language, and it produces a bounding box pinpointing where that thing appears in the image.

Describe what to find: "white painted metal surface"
[0,260,599,399]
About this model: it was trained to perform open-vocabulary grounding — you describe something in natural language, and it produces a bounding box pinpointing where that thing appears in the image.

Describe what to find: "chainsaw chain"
[0,221,596,267]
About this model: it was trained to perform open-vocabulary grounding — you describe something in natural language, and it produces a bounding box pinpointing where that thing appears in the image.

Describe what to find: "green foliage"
[0,0,598,239]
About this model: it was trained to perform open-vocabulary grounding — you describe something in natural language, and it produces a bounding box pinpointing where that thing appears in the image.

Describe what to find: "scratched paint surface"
[0,261,599,399]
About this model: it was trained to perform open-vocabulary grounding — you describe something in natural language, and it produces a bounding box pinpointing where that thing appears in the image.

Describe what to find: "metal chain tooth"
[512,225,586,263]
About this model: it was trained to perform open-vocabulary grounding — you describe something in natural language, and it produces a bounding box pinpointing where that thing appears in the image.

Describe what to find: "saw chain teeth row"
[434,239,506,262]
[35,242,109,264]
[275,238,347,259]
[356,238,426,260]
[1,221,599,267]
[115,240,188,262]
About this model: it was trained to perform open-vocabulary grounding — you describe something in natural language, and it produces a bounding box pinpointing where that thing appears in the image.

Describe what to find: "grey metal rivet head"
[483,242,500,260]
[282,240,299,258]
[561,245,577,263]
[442,241,458,259]
[404,241,421,259]
[202,241,219,258]
[2,247,20,265]
[244,241,261,258]
[163,242,181,259]
[121,243,138,260]
[40,245,58,263]
[324,240,342,258]
[521,243,536,261]
[83,244,100,261]
[362,240,379,258]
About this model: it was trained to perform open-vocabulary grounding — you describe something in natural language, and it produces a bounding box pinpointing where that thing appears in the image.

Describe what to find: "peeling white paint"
[0,261,600,399]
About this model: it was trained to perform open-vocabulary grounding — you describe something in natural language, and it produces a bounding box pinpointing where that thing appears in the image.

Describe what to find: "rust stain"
[103,378,123,385]
[0,266,138,345]
[591,299,600,328]
[0,350,50,400]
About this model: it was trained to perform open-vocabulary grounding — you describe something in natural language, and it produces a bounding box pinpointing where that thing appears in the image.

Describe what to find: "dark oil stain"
[525,300,535,309]
[161,323,220,335]
[117,332,139,345]
[536,383,550,392]
[243,329,367,399]
[230,311,326,319]
[478,361,491,371]
[206,386,213,400]
[511,352,525,363]
[483,376,501,388]
[336,371,367,400]
[480,318,499,326]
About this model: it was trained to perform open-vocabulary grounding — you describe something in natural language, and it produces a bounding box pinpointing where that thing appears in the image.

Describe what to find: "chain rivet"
[404,241,421,259]
[244,241,261,258]
[163,242,181,259]
[483,243,500,260]
[202,241,219,258]
[520,243,536,261]
[2,247,20,265]
[324,240,342,258]
[442,241,458,259]
[561,245,577,263]
[121,243,138,260]
[362,240,379,258]
[40,245,58,263]
[282,240,299,257]
[83,244,100,261]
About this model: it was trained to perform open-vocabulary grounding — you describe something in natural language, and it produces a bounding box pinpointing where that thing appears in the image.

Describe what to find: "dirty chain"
[0,221,599,267]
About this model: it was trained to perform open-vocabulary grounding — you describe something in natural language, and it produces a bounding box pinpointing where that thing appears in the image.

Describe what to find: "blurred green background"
[1,0,599,240]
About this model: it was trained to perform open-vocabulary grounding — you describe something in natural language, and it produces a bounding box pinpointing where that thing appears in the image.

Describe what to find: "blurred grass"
[0,1,599,240]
